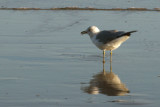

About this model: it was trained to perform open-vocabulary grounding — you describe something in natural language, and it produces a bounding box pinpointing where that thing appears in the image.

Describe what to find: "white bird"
[81,26,137,62]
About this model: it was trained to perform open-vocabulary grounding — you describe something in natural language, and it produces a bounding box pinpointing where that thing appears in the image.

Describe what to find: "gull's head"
[81,26,100,37]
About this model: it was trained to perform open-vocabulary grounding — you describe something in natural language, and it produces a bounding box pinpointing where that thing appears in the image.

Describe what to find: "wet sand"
[0,7,160,107]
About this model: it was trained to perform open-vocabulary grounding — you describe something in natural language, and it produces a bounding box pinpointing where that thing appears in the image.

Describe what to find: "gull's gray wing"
[96,30,125,44]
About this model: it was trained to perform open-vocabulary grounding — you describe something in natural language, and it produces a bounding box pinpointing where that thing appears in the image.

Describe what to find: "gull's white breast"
[90,35,130,51]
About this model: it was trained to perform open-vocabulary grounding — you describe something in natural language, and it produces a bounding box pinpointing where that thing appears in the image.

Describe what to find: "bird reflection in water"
[81,53,130,96]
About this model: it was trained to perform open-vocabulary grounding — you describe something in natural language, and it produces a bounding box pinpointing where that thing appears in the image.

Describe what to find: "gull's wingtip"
[126,30,138,34]
[130,30,137,33]
[120,30,137,36]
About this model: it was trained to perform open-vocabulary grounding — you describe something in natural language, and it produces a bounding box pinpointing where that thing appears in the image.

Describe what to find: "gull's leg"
[110,50,112,63]
[110,50,112,58]
[102,50,106,74]
[103,50,105,63]
[110,50,112,72]
[103,57,105,74]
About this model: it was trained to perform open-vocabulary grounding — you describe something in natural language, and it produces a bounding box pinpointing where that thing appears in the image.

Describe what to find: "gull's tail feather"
[121,30,137,36]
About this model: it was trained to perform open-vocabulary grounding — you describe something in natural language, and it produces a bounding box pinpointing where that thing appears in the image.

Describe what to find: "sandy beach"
[0,0,160,107]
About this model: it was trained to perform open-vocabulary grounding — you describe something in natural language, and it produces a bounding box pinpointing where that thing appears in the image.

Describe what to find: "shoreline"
[0,7,160,11]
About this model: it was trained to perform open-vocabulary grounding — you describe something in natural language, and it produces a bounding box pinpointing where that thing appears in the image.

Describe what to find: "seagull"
[81,26,137,62]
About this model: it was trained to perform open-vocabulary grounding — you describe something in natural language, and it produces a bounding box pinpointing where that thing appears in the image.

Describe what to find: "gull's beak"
[81,30,87,35]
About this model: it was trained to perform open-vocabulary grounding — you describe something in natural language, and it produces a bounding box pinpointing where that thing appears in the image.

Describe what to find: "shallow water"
[0,0,160,9]
[0,2,160,107]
